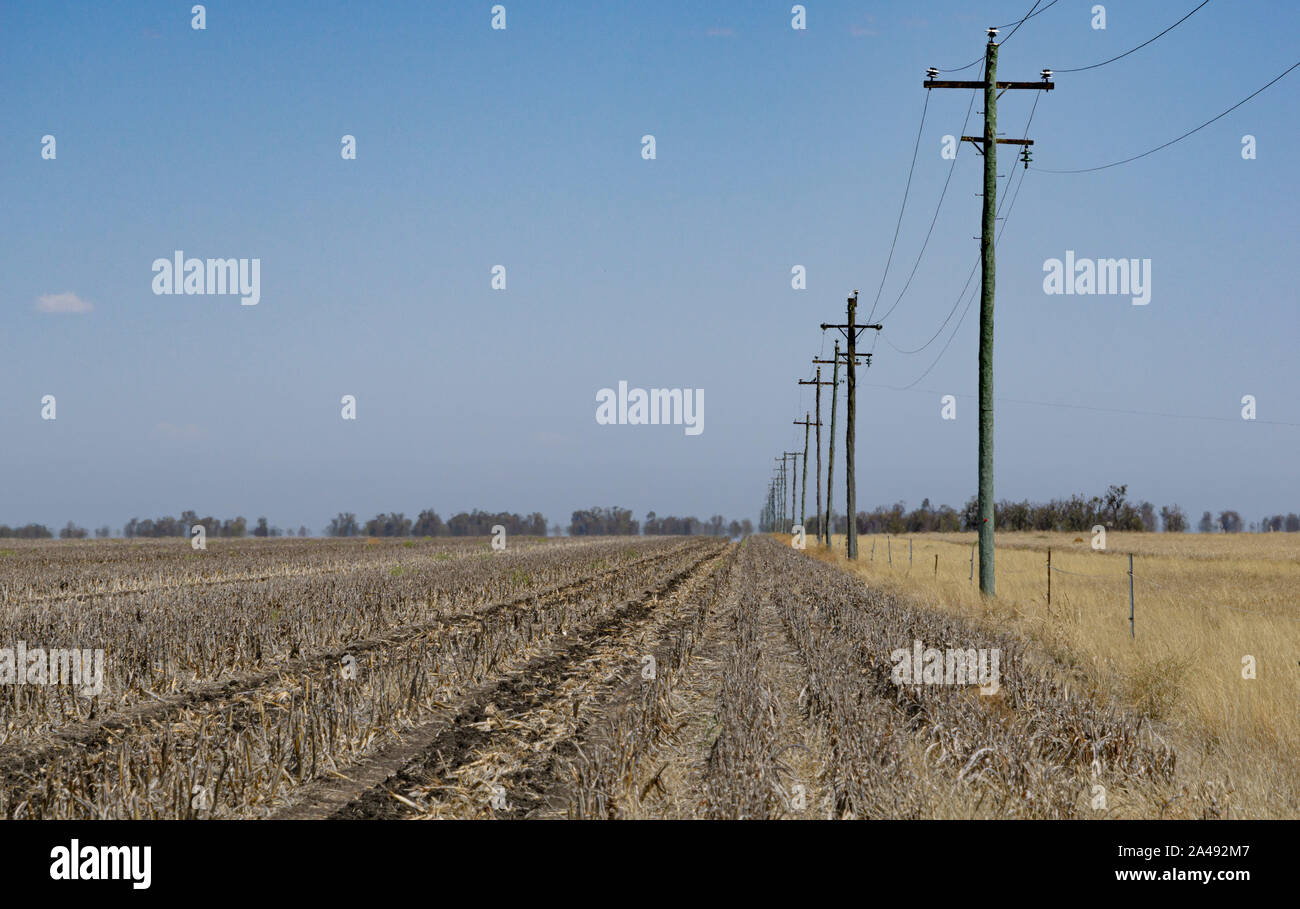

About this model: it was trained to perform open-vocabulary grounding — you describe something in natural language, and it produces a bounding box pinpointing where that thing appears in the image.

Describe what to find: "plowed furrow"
[324,541,729,819]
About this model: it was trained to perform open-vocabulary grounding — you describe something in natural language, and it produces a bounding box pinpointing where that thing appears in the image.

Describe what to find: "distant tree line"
[326,510,548,538]
[16,489,1292,539]
[568,507,639,536]
[1197,510,1300,533]
[1258,513,1300,533]
[0,524,57,539]
[117,512,310,538]
[643,512,753,538]
[778,485,1287,535]
[0,507,752,539]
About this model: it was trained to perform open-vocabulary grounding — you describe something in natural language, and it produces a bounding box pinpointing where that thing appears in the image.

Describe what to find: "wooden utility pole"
[783,452,801,531]
[799,370,833,544]
[774,462,785,525]
[793,412,817,533]
[822,291,882,559]
[771,474,782,531]
[814,344,865,548]
[813,343,843,546]
[773,458,786,531]
[924,32,1052,594]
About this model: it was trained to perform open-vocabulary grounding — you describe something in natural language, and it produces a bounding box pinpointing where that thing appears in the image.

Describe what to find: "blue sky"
[2,1,1297,532]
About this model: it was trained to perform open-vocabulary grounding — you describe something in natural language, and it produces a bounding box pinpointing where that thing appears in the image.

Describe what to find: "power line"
[883,261,977,355]
[876,89,978,325]
[1040,59,1300,173]
[890,162,1029,388]
[937,0,1056,73]
[885,92,1038,356]
[1055,0,1210,73]
[867,90,930,323]
[1001,0,1047,42]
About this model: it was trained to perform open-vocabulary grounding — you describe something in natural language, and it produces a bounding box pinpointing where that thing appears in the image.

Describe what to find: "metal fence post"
[1128,553,1135,639]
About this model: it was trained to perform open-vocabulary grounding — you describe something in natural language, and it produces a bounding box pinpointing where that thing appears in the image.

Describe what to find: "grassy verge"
[806,530,1300,818]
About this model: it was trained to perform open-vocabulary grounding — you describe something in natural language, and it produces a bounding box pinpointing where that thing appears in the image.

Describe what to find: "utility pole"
[815,343,866,548]
[772,474,782,531]
[769,457,780,530]
[793,412,817,533]
[821,291,882,559]
[775,458,786,531]
[813,342,842,546]
[799,370,833,544]
[783,452,801,531]
[924,31,1052,594]
[764,481,777,532]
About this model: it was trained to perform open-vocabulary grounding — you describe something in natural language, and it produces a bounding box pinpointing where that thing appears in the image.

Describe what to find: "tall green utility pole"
[822,292,881,560]
[924,30,1052,594]
[978,38,999,596]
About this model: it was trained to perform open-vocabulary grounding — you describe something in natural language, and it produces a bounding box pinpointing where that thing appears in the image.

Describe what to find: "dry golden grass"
[809,531,1300,818]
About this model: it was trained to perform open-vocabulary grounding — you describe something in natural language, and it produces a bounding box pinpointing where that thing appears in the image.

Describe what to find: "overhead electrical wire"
[890,162,1030,390]
[1055,0,1210,73]
[937,0,1054,73]
[875,89,978,326]
[884,91,1039,357]
[866,90,931,324]
[1039,59,1300,173]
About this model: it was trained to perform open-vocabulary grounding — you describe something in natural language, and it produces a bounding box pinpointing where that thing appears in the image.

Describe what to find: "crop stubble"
[0,535,1213,818]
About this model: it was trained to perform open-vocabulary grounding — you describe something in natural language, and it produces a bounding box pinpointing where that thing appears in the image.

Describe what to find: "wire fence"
[842,534,1300,632]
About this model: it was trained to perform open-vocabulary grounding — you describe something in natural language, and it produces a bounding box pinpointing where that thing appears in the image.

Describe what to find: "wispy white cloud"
[36,292,93,314]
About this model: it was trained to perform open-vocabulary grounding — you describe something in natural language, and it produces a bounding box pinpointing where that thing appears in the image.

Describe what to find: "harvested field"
[0,534,1254,819]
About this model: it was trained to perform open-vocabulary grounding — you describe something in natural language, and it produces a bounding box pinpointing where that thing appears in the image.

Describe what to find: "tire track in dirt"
[697,539,829,818]
[531,540,742,818]
[536,538,830,819]
[320,541,731,819]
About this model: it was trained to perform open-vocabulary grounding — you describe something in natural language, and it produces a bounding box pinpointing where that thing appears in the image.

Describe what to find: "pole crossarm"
[820,322,883,346]
[816,356,868,369]
[961,136,1034,145]
[924,80,1053,90]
